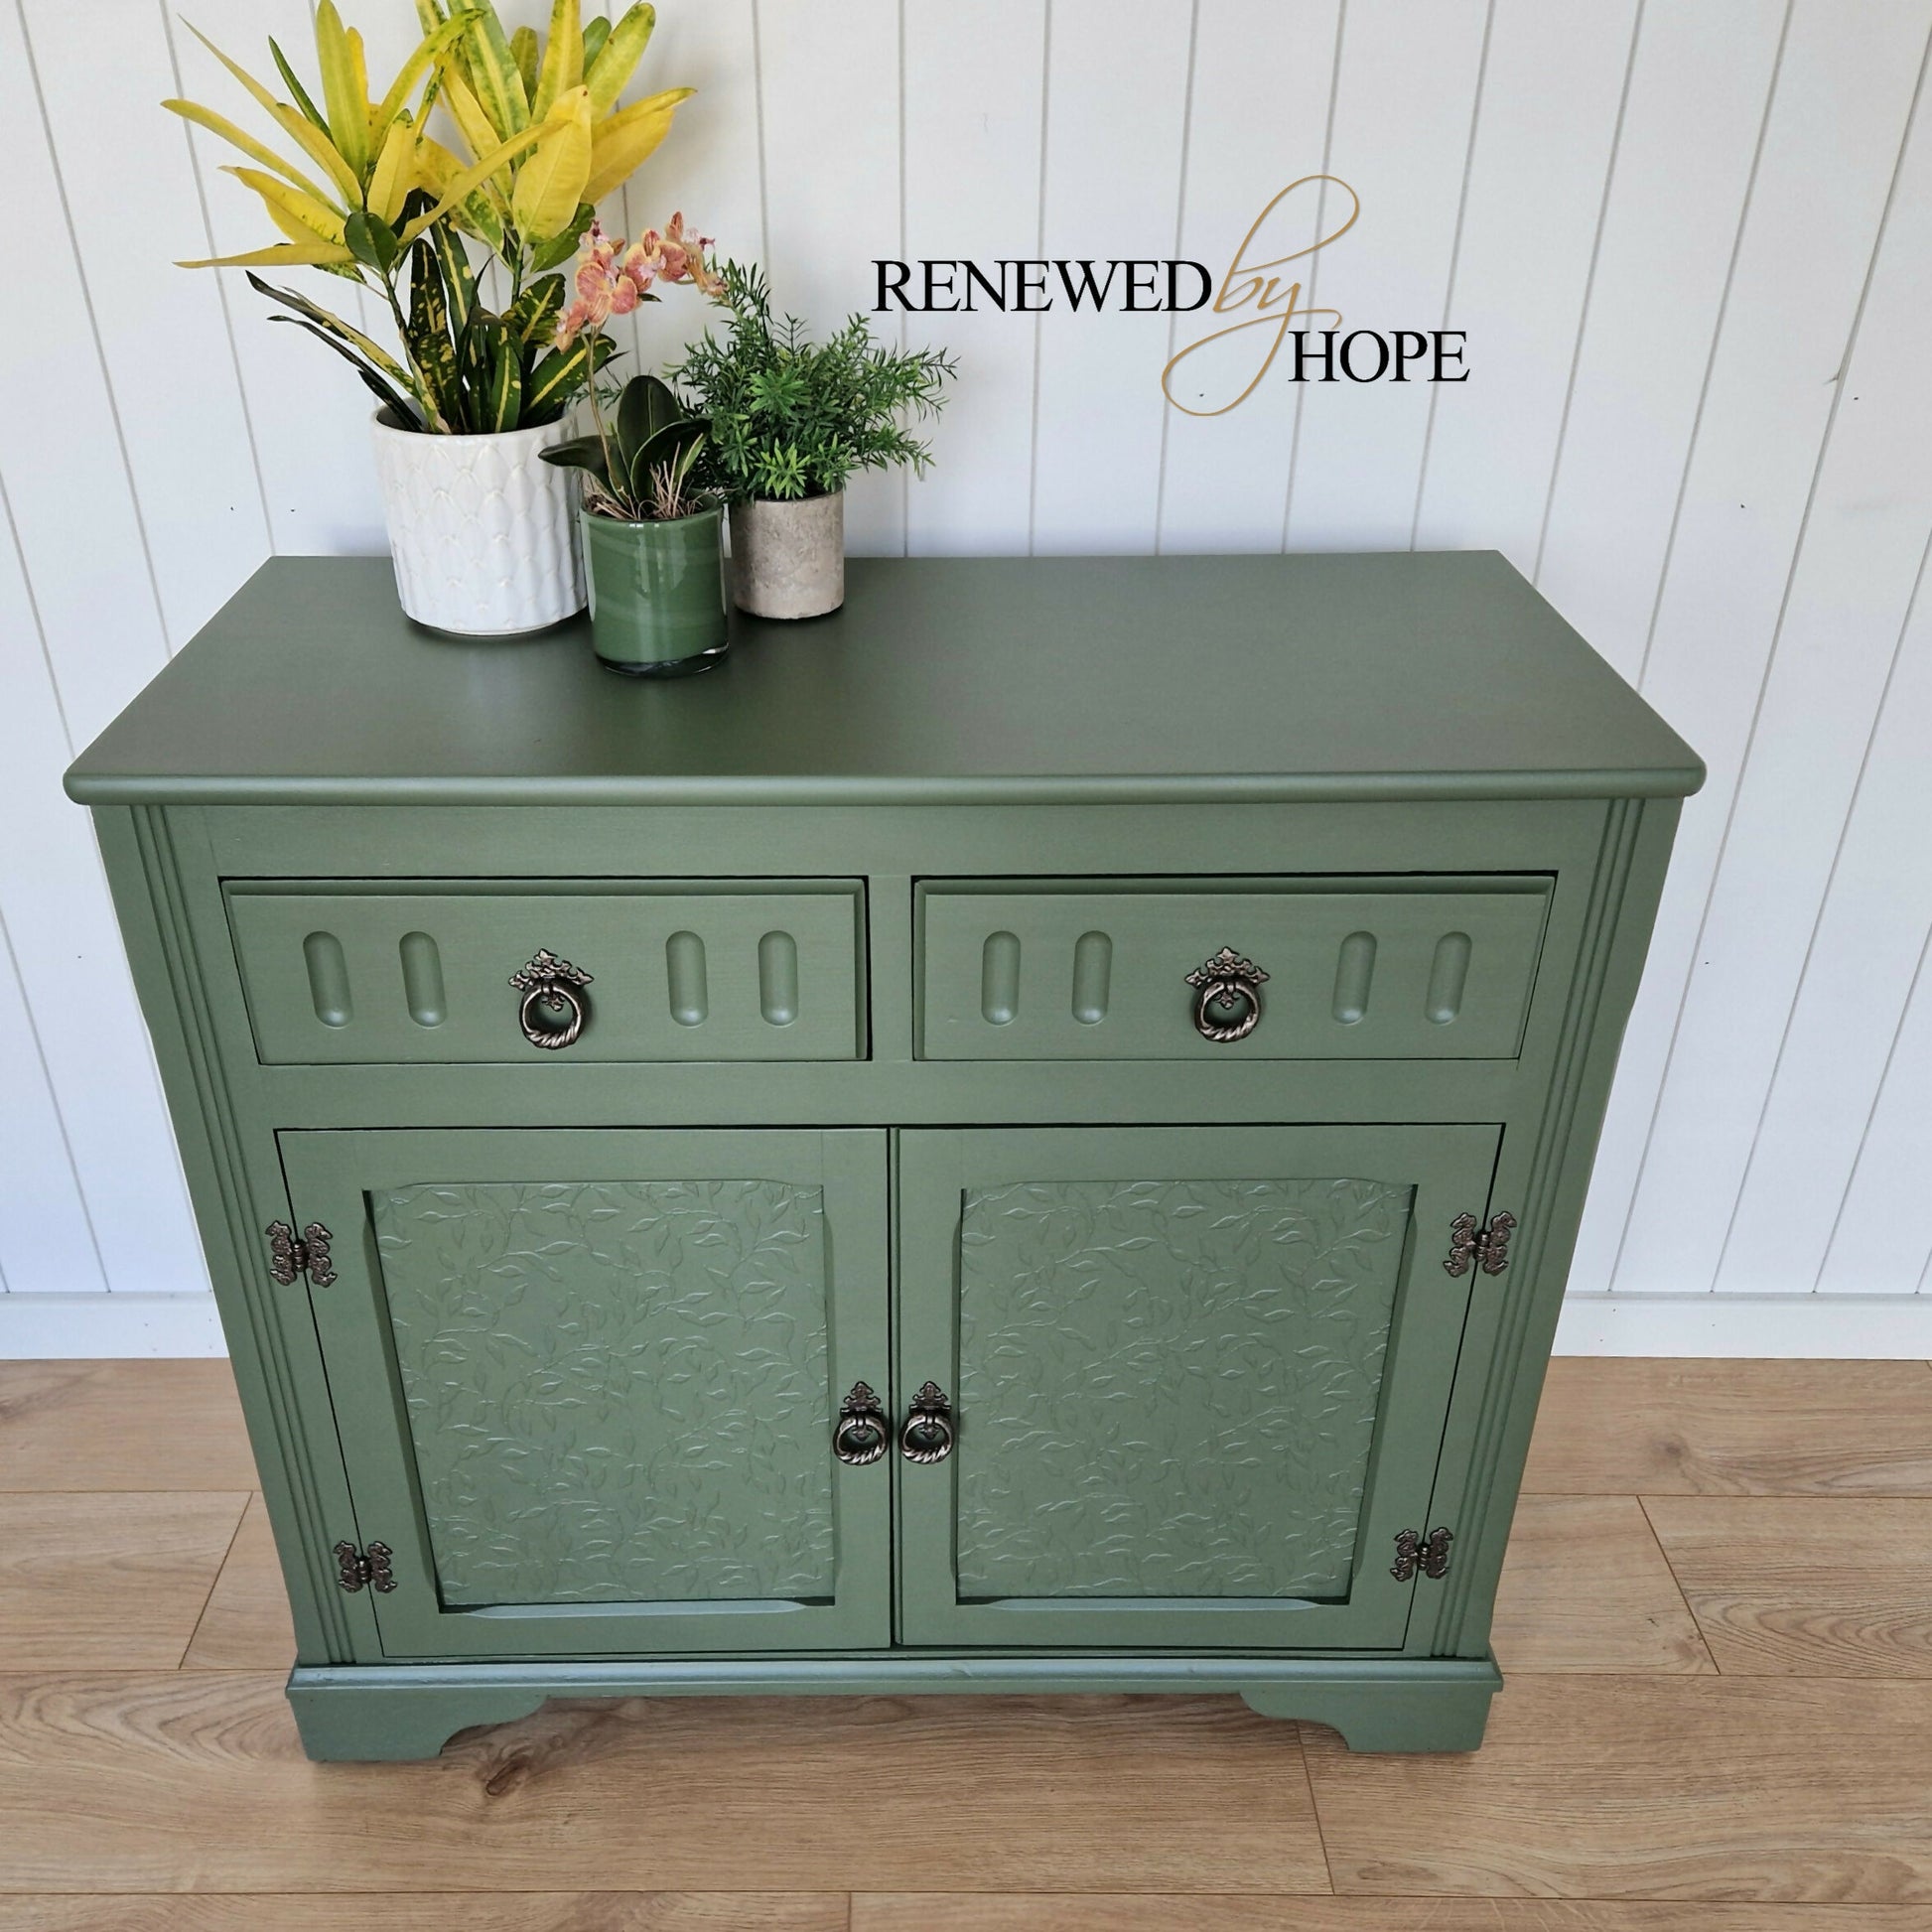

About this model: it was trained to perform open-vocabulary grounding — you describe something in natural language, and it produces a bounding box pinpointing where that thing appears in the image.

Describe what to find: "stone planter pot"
[729,491,845,619]
[580,504,730,677]
[370,411,584,636]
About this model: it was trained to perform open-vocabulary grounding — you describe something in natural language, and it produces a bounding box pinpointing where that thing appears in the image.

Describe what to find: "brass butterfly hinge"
[1392,1527,1453,1582]
[334,1540,396,1593]
[266,1220,336,1288]
[1445,1210,1517,1277]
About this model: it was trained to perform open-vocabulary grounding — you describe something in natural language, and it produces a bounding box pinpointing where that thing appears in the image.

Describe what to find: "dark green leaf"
[268,36,332,132]
[244,272,412,385]
[506,275,566,347]
[581,13,611,67]
[627,419,706,501]
[406,243,458,425]
[538,434,613,480]
[615,373,688,466]
[484,329,523,432]
[267,315,421,426]
[528,208,596,273]
[523,332,616,421]
[430,223,477,333]
[345,209,401,273]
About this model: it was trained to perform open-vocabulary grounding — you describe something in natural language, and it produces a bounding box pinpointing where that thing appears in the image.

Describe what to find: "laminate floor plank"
[1644,1496,1932,1675]
[1303,1676,1932,1901]
[852,1901,1932,1930]
[0,1362,254,1491]
[0,1677,1330,1895]
[1491,1497,1714,1673]
[0,1897,848,1930]
[182,1495,297,1672]
[1524,1359,1932,1495]
[0,1493,247,1669]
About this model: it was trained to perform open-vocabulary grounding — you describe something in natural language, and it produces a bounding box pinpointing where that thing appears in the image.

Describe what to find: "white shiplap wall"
[4,0,1930,1355]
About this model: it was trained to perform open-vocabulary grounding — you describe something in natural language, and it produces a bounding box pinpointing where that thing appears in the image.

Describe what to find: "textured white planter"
[370,412,585,635]
[729,492,845,619]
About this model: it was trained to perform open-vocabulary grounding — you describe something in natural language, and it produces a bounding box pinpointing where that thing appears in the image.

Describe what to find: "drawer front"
[917,876,1550,1060]
[227,880,866,1063]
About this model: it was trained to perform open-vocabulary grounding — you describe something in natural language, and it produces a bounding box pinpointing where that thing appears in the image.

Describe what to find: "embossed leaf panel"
[373,1179,837,1606]
[954,1176,1408,1599]
[283,1129,891,1660]
[897,1126,1501,1651]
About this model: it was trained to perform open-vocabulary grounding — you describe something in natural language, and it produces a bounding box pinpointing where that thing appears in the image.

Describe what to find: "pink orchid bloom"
[655,211,724,297]
[556,216,723,346]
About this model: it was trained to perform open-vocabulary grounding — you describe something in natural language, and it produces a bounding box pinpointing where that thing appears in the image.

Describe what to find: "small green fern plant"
[669,262,956,501]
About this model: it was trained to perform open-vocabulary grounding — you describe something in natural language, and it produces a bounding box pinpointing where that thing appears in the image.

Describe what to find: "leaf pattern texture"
[373,1178,835,1606]
[954,1175,1411,1600]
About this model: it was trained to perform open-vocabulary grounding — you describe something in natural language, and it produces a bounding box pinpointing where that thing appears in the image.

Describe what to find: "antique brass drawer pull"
[508,948,593,1049]
[1185,946,1269,1043]
[898,1381,956,1463]
[833,1381,890,1466]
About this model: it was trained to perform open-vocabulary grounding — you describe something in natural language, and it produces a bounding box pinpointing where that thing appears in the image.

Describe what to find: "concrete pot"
[370,411,585,636]
[729,492,845,619]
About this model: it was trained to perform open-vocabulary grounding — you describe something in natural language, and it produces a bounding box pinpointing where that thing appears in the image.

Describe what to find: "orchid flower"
[557,212,723,345]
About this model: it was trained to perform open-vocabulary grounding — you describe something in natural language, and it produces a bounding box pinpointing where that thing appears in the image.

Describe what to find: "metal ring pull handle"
[1185,947,1269,1043]
[898,1381,956,1464]
[833,1381,890,1466]
[509,948,594,1050]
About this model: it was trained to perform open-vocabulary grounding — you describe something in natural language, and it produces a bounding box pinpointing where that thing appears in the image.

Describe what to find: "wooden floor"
[2,1359,1931,1928]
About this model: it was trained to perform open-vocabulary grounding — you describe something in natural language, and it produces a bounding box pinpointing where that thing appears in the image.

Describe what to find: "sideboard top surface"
[66,551,1704,807]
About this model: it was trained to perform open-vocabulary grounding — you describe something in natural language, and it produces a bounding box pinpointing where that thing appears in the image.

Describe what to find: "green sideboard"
[66,551,1702,1760]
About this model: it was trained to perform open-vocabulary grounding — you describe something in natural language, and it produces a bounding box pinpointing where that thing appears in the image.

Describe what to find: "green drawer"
[917,876,1550,1060]
[226,879,866,1063]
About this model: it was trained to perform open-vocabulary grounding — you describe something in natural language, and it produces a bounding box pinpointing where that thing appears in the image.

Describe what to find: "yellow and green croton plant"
[166,0,695,433]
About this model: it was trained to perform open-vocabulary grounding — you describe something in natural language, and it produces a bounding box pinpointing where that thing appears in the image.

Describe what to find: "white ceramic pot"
[729,491,845,619]
[369,411,585,635]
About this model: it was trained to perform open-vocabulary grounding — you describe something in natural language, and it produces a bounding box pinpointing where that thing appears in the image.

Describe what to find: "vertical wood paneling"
[0,915,102,1297]
[0,0,171,743]
[7,2,1932,1332]
[1282,0,1488,551]
[1409,0,1638,572]
[1029,0,1196,553]
[0,0,207,1304]
[1535,0,1788,681]
[1821,944,1932,1297]
[1607,0,1932,1297]
[1156,0,1342,553]
[0,520,107,1298]
[1559,0,1932,1300]
[1721,540,1932,1296]
[901,0,1048,555]
[755,0,905,554]
[20,0,268,646]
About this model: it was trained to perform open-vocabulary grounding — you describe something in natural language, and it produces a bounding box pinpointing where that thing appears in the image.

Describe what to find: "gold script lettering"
[1162,176,1361,416]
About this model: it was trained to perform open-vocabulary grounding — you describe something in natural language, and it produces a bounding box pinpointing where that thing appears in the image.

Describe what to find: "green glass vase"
[579,504,730,676]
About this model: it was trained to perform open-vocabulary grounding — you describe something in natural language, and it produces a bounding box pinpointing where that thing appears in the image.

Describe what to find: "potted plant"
[672,264,956,620]
[541,367,726,677]
[538,223,728,677]
[167,0,698,636]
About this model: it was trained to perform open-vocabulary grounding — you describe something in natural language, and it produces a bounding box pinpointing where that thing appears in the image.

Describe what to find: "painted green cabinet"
[67,552,1702,1762]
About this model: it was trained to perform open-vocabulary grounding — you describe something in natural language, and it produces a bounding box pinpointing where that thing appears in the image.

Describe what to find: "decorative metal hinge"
[1445,1210,1517,1277]
[1392,1526,1453,1582]
[266,1220,336,1288]
[334,1539,396,1593]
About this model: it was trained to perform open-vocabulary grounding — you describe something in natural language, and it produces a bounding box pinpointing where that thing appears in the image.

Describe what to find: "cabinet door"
[282,1128,890,1658]
[897,1126,1498,1650]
